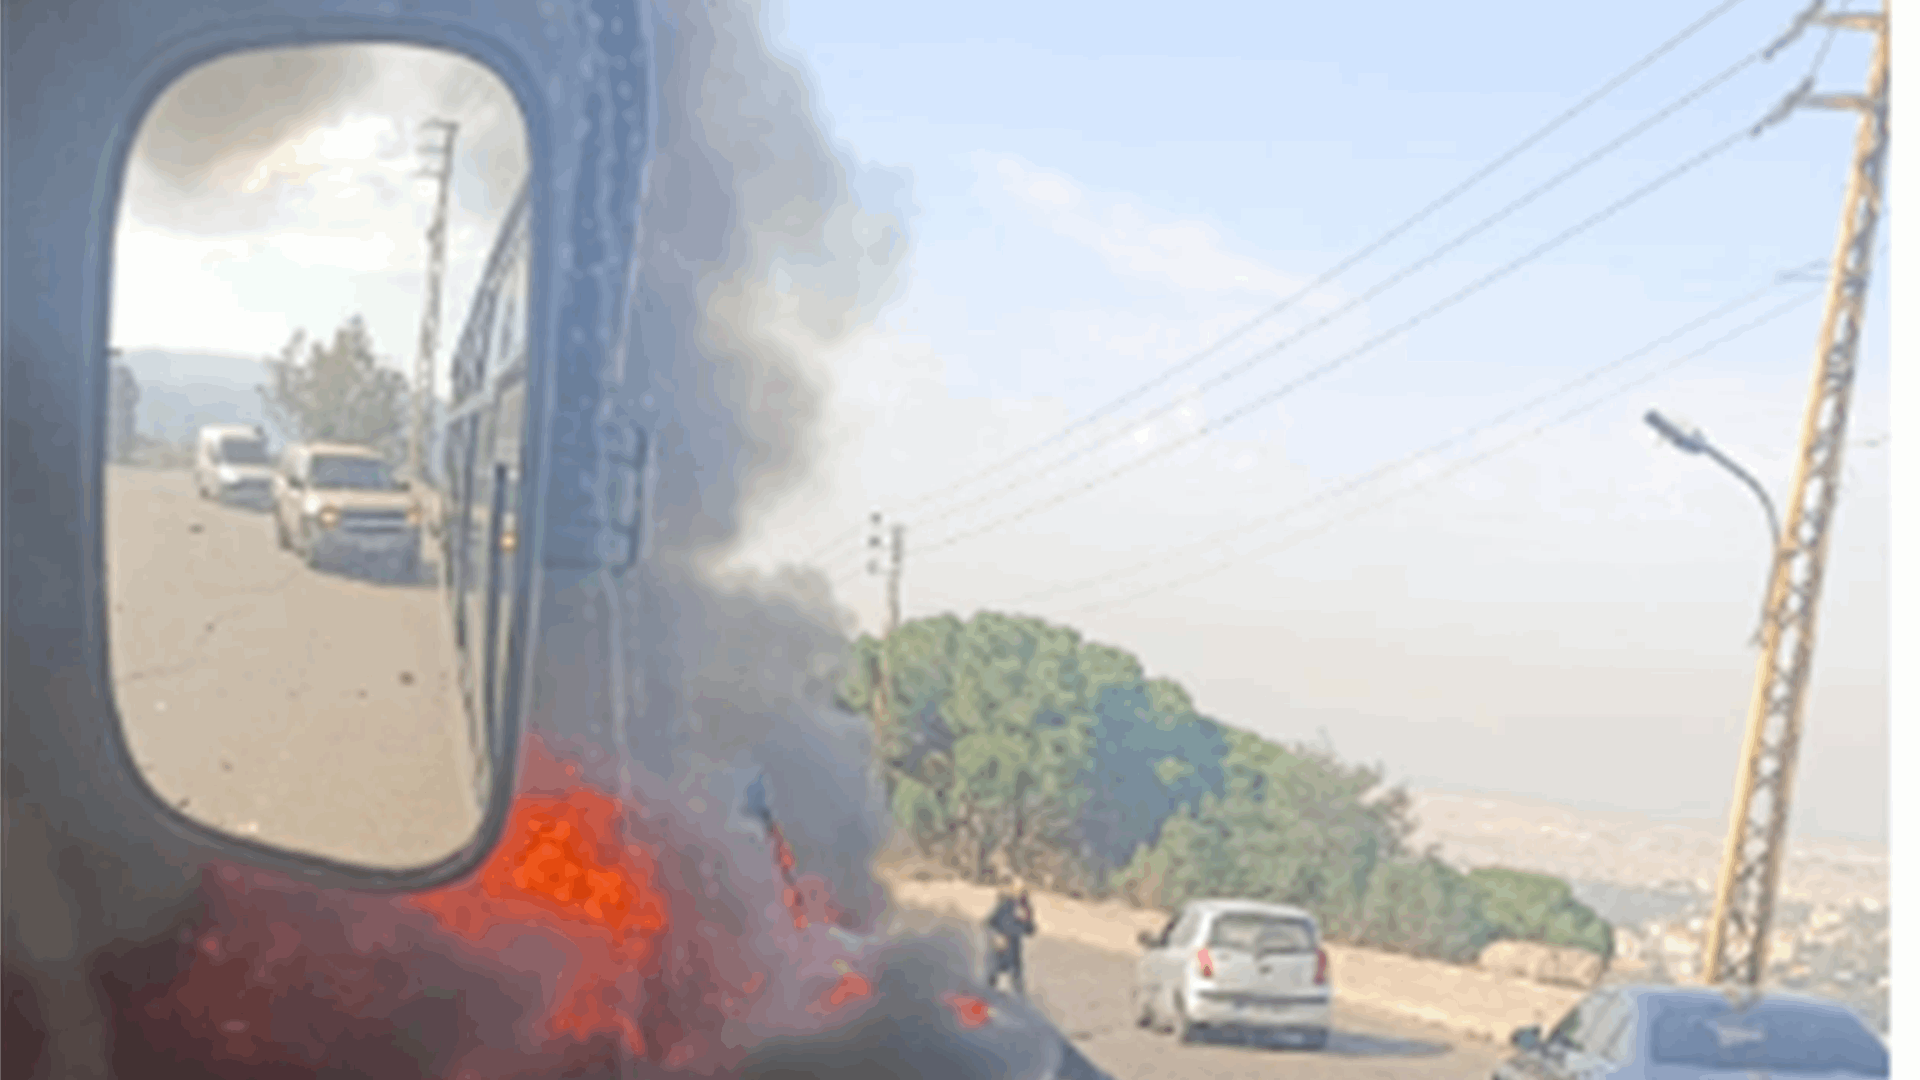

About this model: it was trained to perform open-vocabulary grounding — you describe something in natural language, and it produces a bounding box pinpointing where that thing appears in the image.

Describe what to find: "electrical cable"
[1001,258,1827,608]
[901,41,1780,543]
[882,0,1771,528]
[1061,289,1824,617]
[919,100,1798,560]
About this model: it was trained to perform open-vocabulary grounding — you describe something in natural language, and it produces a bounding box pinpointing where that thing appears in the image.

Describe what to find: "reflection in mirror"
[107,43,529,872]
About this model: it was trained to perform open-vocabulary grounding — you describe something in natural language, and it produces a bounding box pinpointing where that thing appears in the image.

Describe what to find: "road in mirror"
[106,43,528,871]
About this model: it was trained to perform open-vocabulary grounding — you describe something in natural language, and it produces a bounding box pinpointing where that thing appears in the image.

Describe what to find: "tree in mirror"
[107,42,528,872]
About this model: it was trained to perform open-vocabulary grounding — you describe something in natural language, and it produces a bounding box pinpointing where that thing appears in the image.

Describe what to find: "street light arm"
[1699,443,1783,549]
[1696,441,1783,647]
[1649,407,1782,646]
[1645,410,1705,453]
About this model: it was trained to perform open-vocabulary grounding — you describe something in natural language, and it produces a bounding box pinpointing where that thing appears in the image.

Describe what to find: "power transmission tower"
[1700,6,1888,988]
[408,119,458,493]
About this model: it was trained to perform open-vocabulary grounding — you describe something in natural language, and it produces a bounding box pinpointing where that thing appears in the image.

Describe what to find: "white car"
[194,423,274,509]
[1133,899,1332,1048]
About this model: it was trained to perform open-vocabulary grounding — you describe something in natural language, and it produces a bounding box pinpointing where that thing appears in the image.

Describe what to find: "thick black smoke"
[627,0,913,556]
[522,0,917,948]
[592,0,915,904]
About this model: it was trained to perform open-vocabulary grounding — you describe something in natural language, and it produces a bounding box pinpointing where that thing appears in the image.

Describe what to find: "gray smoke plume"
[516,0,916,957]
[125,44,527,235]
[626,0,913,556]
[594,0,917,931]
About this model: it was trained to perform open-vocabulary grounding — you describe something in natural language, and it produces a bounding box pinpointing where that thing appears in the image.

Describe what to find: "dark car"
[1496,984,1889,1080]
[738,950,1112,1080]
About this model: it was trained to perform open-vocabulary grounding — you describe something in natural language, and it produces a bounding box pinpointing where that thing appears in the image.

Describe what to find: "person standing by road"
[986,879,1037,997]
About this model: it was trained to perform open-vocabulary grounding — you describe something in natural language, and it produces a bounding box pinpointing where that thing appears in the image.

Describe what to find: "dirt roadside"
[880,870,1585,1046]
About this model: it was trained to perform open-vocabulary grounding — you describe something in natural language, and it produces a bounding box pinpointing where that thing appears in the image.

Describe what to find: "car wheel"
[1132,987,1153,1029]
[399,550,421,584]
[275,513,290,550]
[1149,989,1177,1036]
[1299,1027,1329,1051]
[302,529,320,569]
[1173,996,1196,1044]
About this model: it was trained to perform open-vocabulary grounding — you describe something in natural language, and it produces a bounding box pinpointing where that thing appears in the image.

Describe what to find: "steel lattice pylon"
[1701,8,1888,988]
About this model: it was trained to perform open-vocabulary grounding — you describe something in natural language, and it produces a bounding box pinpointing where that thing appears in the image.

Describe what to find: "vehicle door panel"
[1139,914,1180,1000]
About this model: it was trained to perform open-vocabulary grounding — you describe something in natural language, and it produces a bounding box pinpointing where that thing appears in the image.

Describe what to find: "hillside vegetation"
[840,611,1611,965]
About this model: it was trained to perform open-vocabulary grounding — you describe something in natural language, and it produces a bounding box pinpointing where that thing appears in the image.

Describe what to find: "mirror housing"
[4,0,651,896]
[1510,1025,1542,1052]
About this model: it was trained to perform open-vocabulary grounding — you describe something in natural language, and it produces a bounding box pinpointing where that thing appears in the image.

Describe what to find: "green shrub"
[1468,867,1614,958]
[1346,857,1496,963]
[843,610,1600,967]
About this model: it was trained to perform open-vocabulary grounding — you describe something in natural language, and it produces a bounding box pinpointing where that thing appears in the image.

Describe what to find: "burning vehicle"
[5,0,1121,1078]
[97,734,1115,1080]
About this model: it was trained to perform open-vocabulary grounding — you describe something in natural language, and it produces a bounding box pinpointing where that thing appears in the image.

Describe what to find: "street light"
[1645,408,1781,645]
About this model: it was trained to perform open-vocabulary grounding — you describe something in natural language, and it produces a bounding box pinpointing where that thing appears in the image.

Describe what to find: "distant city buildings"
[1407,791,1888,1034]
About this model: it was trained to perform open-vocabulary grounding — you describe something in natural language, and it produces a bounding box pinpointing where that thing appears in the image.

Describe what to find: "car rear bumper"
[313,528,420,565]
[217,482,273,509]
[1187,990,1331,1031]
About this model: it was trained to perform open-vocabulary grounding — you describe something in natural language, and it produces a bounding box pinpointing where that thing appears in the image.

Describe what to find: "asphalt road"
[105,466,482,871]
[103,467,1508,1078]
[1026,934,1506,1080]
[879,907,1506,1080]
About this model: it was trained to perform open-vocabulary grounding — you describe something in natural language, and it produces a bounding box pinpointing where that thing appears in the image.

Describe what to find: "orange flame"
[404,744,671,1052]
[116,733,882,1077]
[942,992,993,1029]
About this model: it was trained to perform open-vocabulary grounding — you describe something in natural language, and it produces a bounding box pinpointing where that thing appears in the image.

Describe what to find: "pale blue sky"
[740,0,1893,840]
[107,2,1894,842]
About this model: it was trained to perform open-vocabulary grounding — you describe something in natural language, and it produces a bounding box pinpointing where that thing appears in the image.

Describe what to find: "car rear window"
[220,437,269,465]
[311,455,393,490]
[1648,999,1888,1076]
[1206,914,1314,954]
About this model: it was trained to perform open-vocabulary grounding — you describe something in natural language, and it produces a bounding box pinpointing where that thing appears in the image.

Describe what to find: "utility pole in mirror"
[409,119,458,526]
[107,347,138,466]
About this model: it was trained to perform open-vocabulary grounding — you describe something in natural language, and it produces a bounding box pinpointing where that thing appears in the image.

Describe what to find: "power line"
[1001,258,1827,609]
[918,97,1800,561]
[800,522,863,566]
[899,41,1779,545]
[1060,288,1825,617]
[872,0,1768,537]
[827,2,1822,568]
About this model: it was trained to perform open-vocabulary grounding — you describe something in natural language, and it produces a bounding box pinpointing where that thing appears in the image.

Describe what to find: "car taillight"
[1195,948,1214,979]
[1314,946,1329,986]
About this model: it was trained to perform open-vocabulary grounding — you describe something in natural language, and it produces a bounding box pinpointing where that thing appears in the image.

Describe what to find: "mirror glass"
[107,43,529,871]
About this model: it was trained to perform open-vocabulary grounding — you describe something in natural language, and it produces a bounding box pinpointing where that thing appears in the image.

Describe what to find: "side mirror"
[1511,1026,1542,1052]
[1136,930,1159,950]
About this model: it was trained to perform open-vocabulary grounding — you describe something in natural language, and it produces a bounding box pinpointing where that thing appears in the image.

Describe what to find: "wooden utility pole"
[1701,6,1888,987]
[886,524,906,635]
[865,513,904,738]
[409,119,458,492]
